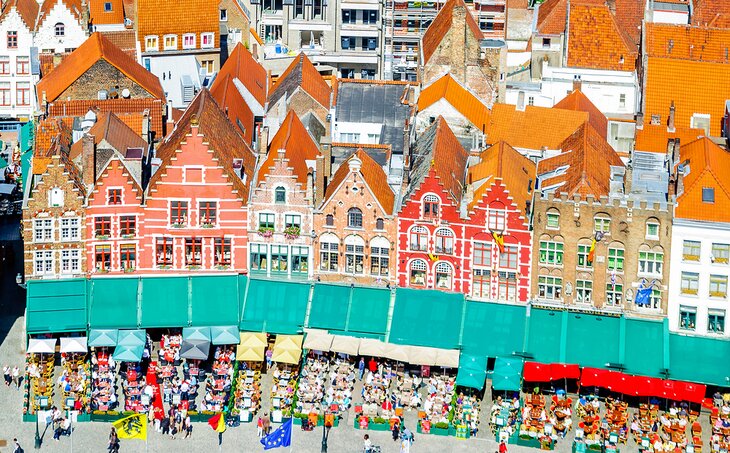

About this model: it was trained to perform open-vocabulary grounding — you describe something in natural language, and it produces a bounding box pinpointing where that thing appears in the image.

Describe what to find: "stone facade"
[248,151,315,280]
[23,155,87,279]
[57,60,158,101]
[313,157,396,286]
[531,193,673,317]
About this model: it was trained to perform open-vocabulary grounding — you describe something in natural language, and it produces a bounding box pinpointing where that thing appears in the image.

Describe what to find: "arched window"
[345,235,365,274]
[409,226,428,251]
[319,233,339,272]
[325,214,334,226]
[594,213,611,234]
[274,187,286,204]
[646,218,660,239]
[370,237,390,276]
[434,228,454,254]
[435,261,453,289]
[347,208,362,228]
[410,260,427,286]
[375,218,384,230]
[422,194,439,220]
[55,22,65,37]
[545,208,560,229]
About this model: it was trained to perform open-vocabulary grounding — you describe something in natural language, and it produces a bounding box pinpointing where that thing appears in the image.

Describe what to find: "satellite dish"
[121,88,131,98]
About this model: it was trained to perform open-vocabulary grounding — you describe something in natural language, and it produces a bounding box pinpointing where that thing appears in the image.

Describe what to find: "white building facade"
[0,5,36,121]
[668,219,730,338]
[35,0,88,54]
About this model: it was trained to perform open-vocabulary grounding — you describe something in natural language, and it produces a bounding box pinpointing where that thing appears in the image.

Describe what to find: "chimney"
[668,101,676,132]
[636,112,644,130]
[573,75,582,92]
[258,126,269,156]
[347,155,362,174]
[315,155,325,207]
[606,0,616,15]
[80,0,90,32]
[306,169,314,204]
[320,137,332,180]
[516,91,526,111]
[277,148,286,160]
[82,134,95,187]
[52,53,63,68]
[142,109,150,143]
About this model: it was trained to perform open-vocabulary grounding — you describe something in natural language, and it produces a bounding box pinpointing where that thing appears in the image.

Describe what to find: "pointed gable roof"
[675,137,730,222]
[212,43,267,108]
[614,0,646,46]
[554,89,608,138]
[421,0,483,64]
[486,103,589,150]
[261,110,320,186]
[692,0,730,27]
[324,149,395,214]
[268,53,331,110]
[38,0,83,23]
[535,0,567,35]
[151,89,257,201]
[567,0,638,71]
[406,117,469,205]
[538,122,624,197]
[69,111,147,160]
[36,32,165,103]
[468,141,536,215]
[418,74,491,132]
[0,0,39,30]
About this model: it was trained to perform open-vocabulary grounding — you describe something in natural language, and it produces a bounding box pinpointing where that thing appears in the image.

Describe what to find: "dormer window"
[164,35,177,50]
[182,33,196,49]
[703,187,715,203]
[55,23,65,37]
[347,208,362,228]
[275,187,286,204]
[107,188,122,205]
[422,194,439,220]
[145,36,158,51]
[49,187,64,207]
[104,1,113,11]
[201,33,215,49]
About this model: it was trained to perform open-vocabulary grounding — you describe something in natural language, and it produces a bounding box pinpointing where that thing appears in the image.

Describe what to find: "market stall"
[59,337,89,412]
[27,338,58,413]
[234,333,266,421]
[90,346,118,411]
[270,335,303,422]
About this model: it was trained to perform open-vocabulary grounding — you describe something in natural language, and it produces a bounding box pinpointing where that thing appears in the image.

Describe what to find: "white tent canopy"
[303,329,334,352]
[330,335,360,356]
[60,337,88,353]
[408,346,439,366]
[358,338,387,357]
[435,349,460,368]
[383,343,410,362]
[28,338,57,354]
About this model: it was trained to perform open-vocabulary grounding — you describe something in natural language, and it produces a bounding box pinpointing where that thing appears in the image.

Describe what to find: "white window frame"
[201,32,215,48]
[182,33,196,49]
[145,35,159,52]
[34,250,55,277]
[60,249,81,275]
[163,34,178,50]
[434,261,453,289]
[60,217,80,241]
[33,218,54,243]
[638,251,663,277]
[646,221,660,240]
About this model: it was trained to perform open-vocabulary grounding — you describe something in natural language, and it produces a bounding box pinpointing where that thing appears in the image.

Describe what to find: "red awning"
[660,380,681,401]
[635,376,663,397]
[580,367,619,389]
[680,381,706,404]
[550,363,581,380]
[610,373,638,396]
[523,362,552,382]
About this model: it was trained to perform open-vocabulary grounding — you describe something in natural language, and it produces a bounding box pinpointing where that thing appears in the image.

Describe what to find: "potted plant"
[258,227,274,238]
[370,416,389,431]
[283,226,300,239]
[431,421,449,436]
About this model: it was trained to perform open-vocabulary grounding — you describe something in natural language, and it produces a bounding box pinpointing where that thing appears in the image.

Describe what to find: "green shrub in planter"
[373,417,387,425]
[434,422,449,429]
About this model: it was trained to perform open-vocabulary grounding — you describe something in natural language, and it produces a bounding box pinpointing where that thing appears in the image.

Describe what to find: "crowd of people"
[58,352,89,411]
[453,390,480,437]
[420,374,456,431]
[201,347,234,412]
[296,354,328,415]
[360,360,393,418]
[234,362,262,418]
[394,372,422,409]
[120,362,149,413]
[490,395,520,441]
[324,356,355,415]
[270,364,297,417]
[27,353,54,412]
[90,348,117,411]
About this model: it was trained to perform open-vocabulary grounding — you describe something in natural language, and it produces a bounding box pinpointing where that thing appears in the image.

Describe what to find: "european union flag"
[260,419,292,450]
[635,287,652,307]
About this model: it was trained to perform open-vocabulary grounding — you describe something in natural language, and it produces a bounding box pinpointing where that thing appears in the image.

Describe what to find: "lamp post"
[320,419,331,453]
[34,409,41,449]
[16,273,26,289]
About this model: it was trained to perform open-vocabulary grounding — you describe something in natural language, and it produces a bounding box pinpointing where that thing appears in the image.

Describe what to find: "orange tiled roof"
[268,53,331,110]
[675,137,730,222]
[136,0,219,50]
[418,74,490,132]
[209,73,255,143]
[261,110,320,186]
[535,0,567,35]
[692,0,730,27]
[151,89,256,201]
[89,0,125,25]
[100,30,138,58]
[38,53,69,77]
[47,98,165,138]
[634,124,704,153]
[486,103,589,150]
[553,89,608,138]
[422,0,482,64]
[0,0,39,30]
[324,149,395,214]
[538,123,624,198]
[468,141,536,215]
[36,32,165,103]
[643,24,730,136]
[407,117,469,205]
[212,43,267,108]
[614,0,646,47]
[69,111,147,160]
[567,0,638,71]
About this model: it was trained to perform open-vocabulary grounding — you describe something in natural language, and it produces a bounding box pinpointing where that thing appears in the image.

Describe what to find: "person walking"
[4,365,11,386]
[391,420,400,442]
[256,415,263,438]
[184,413,192,439]
[12,366,20,389]
[12,438,23,453]
[499,440,508,453]
[363,434,372,453]
[261,412,271,436]
[108,427,120,453]
[358,358,365,380]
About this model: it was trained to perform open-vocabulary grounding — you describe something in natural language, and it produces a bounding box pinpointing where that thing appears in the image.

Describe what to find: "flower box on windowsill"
[96,268,109,274]
[121,234,135,239]
[710,292,727,298]
[258,227,274,238]
[284,226,300,239]
[215,265,231,270]
[158,264,171,270]
[683,255,700,262]
[95,234,109,240]
[681,289,698,296]
[123,267,135,273]
[171,223,185,228]
[187,265,201,270]
[201,223,215,229]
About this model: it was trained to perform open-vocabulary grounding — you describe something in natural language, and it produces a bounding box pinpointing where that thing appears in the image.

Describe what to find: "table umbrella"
[89,329,119,347]
[180,339,211,361]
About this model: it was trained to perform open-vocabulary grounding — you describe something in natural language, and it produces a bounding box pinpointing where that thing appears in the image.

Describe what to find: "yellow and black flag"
[113,413,148,440]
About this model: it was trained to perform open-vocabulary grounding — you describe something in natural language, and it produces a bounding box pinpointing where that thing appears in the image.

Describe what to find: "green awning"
[456,354,488,390]
[89,329,119,347]
[492,357,524,392]
[347,287,390,335]
[140,277,189,328]
[210,326,240,345]
[390,288,463,349]
[183,326,211,342]
[308,284,351,331]
[117,329,146,347]
[565,313,620,368]
[190,275,240,326]
[19,121,33,192]
[88,277,139,329]
[526,308,563,364]
[113,344,144,362]
[624,318,664,377]
[462,300,526,357]
[26,279,87,334]
[669,333,730,386]
[240,279,310,334]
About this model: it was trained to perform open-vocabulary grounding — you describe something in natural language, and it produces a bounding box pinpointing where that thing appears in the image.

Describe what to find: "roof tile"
[47,98,165,138]
[634,124,704,153]
[136,0,219,50]
[418,74,490,132]
[324,149,395,214]
[212,43,267,107]
[261,110,320,186]
[268,53,331,110]
[0,0,39,30]
[486,103,588,150]
[675,137,730,222]
[69,111,147,160]
[553,88,608,138]
[89,0,125,25]
[535,0,567,35]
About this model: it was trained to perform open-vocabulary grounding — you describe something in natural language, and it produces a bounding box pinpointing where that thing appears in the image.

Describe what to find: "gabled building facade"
[0,0,39,123]
[313,150,396,286]
[35,0,88,54]
[248,110,319,280]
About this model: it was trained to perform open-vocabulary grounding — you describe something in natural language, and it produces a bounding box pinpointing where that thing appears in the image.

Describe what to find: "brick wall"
[57,60,156,101]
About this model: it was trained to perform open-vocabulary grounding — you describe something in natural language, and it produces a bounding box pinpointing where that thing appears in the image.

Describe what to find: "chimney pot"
[82,134,96,187]
[668,101,676,132]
